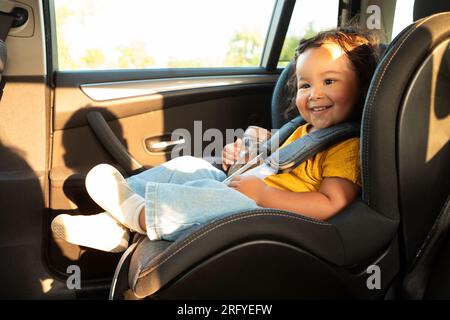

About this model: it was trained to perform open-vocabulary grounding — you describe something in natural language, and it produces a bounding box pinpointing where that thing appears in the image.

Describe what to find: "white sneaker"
[85,164,142,229]
[51,212,130,253]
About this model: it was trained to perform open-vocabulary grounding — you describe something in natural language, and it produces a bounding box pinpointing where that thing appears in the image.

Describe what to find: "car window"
[391,0,415,40]
[277,0,339,67]
[53,0,276,71]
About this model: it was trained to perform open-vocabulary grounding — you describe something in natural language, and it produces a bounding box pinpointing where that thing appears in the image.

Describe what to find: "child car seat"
[109,10,450,300]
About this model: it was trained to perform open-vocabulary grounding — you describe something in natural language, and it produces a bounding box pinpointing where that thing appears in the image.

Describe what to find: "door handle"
[150,139,185,150]
[145,136,186,153]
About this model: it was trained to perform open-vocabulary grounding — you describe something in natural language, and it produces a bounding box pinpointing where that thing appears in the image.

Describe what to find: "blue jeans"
[126,156,259,241]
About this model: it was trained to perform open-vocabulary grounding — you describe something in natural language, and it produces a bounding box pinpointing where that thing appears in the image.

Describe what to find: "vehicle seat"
[364,12,450,301]
[396,0,450,299]
[109,11,450,300]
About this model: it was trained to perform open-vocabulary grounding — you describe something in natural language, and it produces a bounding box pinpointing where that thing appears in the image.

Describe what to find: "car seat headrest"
[413,0,450,21]
[271,61,296,129]
[378,43,388,58]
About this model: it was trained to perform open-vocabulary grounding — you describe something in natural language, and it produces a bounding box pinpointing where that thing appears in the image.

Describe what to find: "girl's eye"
[324,79,335,85]
[299,83,310,89]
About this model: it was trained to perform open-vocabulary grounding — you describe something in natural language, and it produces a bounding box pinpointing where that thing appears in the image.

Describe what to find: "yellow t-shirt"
[263,123,361,192]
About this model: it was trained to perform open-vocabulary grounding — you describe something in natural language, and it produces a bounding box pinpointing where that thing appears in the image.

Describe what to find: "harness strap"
[265,121,360,173]
[263,115,306,155]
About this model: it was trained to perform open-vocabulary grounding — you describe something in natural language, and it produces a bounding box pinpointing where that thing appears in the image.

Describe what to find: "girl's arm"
[229,176,360,221]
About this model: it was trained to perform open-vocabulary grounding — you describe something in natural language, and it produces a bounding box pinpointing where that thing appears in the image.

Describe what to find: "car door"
[46,0,292,297]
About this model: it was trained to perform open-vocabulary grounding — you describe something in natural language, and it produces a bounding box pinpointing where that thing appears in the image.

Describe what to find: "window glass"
[278,0,339,67]
[391,0,414,40]
[54,0,276,71]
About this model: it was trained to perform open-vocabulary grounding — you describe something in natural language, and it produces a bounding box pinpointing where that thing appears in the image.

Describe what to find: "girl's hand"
[222,138,243,172]
[228,175,267,205]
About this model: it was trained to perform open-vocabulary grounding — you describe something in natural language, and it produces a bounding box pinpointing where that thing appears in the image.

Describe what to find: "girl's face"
[295,42,360,130]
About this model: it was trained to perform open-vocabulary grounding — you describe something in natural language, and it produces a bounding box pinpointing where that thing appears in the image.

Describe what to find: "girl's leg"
[52,157,249,250]
[86,162,258,241]
[126,156,226,197]
[82,156,228,234]
[141,178,259,241]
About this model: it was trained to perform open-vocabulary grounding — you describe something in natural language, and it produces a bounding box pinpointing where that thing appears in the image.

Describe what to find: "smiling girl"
[226,28,379,218]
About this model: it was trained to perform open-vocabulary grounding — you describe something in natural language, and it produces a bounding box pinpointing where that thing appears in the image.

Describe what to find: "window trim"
[80,74,279,101]
[54,67,281,87]
[260,0,296,71]
[338,0,360,27]
[46,0,57,82]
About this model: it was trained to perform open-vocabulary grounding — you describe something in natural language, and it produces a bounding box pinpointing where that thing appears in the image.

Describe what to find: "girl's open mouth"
[310,105,332,113]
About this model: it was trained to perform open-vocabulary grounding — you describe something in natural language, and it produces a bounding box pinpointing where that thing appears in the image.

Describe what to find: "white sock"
[120,194,146,234]
[51,212,130,253]
[85,164,147,234]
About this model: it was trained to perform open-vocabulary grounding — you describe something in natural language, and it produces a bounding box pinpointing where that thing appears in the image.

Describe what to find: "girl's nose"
[308,88,324,101]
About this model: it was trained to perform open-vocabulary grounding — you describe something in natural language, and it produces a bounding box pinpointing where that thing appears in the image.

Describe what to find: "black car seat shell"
[271,60,295,129]
[362,12,450,268]
[413,0,450,21]
[127,204,397,299]
[109,10,450,299]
